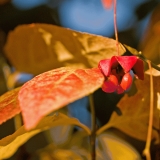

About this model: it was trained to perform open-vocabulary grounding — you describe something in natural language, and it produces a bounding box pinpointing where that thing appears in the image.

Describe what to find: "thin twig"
[138,54,160,72]
[157,92,160,145]
[113,0,119,56]
[143,60,154,160]
[44,130,54,144]
[89,94,96,160]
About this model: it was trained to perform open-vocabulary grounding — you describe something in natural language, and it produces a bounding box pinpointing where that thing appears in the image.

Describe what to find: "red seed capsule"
[117,85,124,94]
[102,75,118,93]
[120,73,133,90]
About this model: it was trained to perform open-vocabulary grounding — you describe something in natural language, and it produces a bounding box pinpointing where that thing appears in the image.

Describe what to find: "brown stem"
[113,0,119,55]
[143,60,154,160]
[157,92,160,145]
[137,53,160,72]
[89,94,96,160]
[123,44,160,72]
[14,114,22,130]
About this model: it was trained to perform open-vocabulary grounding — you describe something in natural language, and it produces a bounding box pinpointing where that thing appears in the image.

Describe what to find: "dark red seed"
[120,73,133,90]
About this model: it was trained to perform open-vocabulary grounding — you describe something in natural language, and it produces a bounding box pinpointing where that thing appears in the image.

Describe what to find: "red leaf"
[0,88,21,124]
[18,67,104,130]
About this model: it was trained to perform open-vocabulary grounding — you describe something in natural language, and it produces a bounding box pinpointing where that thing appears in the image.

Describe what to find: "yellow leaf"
[39,148,84,160]
[0,113,90,159]
[145,64,160,76]
[97,75,160,143]
[4,23,126,75]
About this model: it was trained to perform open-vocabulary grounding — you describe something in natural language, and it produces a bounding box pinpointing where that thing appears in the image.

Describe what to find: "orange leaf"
[0,88,21,125]
[18,67,104,130]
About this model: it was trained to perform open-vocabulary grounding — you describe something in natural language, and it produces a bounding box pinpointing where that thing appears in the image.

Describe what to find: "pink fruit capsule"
[117,85,124,94]
[120,73,133,90]
[102,75,118,93]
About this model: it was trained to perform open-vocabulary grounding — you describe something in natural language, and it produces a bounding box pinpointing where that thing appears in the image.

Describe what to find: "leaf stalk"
[89,94,96,160]
[143,60,154,160]
[113,0,119,56]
